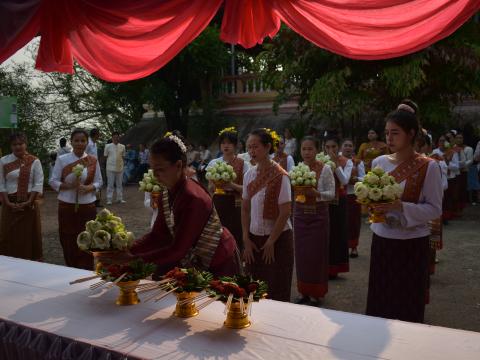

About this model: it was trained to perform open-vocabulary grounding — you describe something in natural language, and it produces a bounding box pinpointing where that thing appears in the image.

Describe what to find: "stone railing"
[221,74,275,97]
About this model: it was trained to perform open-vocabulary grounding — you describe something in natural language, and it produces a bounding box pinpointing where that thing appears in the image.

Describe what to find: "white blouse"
[335,158,353,186]
[144,192,158,229]
[284,138,297,157]
[0,154,44,195]
[432,148,459,179]
[242,165,292,236]
[370,155,443,240]
[316,165,335,201]
[49,152,103,204]
[347,160,365,195]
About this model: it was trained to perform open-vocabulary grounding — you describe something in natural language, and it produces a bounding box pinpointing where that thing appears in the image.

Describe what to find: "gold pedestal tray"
[224,302,251,329]
[174,292,199,318]
[213,181,226,195]
[115,280,140,306]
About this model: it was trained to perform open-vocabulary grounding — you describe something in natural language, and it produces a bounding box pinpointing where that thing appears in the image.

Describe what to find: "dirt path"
[38,186,480,332]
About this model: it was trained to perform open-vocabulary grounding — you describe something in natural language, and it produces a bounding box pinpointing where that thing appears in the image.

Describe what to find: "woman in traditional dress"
[325,135,352,278]
[341,139,365,258]
[294,136,335,305]
[272,136,295,172]
[366,110,443,323]
[0,132,44,261]
[357,129,388,172]
[126,134,239,276]
[284,128,297,157]
[207,127,248,249]
[50,129,103,270]
[242,128,293,302]
[432,135,459,223]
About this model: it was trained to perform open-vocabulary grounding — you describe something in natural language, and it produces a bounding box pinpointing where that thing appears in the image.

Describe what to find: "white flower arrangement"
[288,162,317,187]
[354,166,403,204]
[139,169,163,193]
[315,152,336,170]
[77,209,135,251]
[205,161,237,183]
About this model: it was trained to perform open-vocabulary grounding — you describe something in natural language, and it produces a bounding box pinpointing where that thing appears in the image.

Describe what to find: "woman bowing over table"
[50,129,103,270]
[129,135,239,277]
[242,128,293,302]
[0,132,44,261]
[366,109,443,323]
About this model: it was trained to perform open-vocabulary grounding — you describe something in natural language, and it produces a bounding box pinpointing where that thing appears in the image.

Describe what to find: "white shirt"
[370,155,443,240]
[462,146,474,171]
[474,141,480,161]
[206,156,250,175]
[346,160,366,195]
[49,152,103,204]
[242,165,292,236]
[438,160,449,190]
[86,139,98,158]
[335,158,354,186]
[284,138,297,156]
[0,154,44,195]
[432,148,459,179]
[56,146,71,157]
[316,165,335,201]
[238,152,254,168]
[270,153,295,172]
[104,143,125,172]
[144,192,158,229]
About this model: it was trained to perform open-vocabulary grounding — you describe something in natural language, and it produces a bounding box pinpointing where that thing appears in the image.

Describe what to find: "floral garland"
[219,126,237,136]
[264,128,281,152]
[163,131,187,154]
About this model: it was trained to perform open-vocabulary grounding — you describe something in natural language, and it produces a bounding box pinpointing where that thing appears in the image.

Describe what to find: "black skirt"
[328,196,349,276]
[366,233,429,323]
[213,193,243,250]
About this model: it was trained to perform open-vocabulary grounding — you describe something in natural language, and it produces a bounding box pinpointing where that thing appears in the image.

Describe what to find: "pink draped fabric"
[1,0,479,81]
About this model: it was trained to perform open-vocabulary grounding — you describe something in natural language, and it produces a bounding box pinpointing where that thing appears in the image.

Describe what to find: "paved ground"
[38,186,480,332]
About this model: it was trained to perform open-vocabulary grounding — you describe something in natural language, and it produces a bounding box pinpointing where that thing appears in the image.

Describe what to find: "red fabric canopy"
[1,0,479,82]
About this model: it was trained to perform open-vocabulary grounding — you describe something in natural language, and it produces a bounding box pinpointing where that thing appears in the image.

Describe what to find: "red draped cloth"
[1,0,479,81]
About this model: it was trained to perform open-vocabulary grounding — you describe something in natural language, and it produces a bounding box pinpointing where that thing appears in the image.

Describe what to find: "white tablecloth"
[0,255,479,359]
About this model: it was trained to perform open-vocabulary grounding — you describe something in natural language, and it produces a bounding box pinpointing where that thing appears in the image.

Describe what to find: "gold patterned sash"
[3,154,37,202]
[389,154,431,203]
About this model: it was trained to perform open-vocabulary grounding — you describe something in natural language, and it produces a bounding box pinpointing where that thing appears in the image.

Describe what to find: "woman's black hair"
[9,132,27,144]
[150,136,187,167]
[59,138,67,147]
[324,132,341,146]
[386,109,421,144]
[70,128,89,141]
[301,135,319,150]
[90,128,99,137]
[249,128,276,154]
[219,130,238,146]
[399,99,419,114]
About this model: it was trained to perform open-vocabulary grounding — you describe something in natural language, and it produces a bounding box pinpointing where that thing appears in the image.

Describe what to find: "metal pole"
[230,44,235,76]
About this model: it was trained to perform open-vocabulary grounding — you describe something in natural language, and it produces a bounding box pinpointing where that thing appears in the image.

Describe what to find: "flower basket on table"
[289,162,317,204]
[76,209,135,273]
[354,166,403,223]
[137,267,213,318]
[98,259,156,306]
[207,275,268,329]
[139,170,164,209]
[205,161,237,195]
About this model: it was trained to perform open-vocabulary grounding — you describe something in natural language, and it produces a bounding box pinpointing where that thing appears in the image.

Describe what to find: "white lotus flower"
[221,172,230,182]
[86,220,103,236]
[205,172,213,180]
[77,231,92,251]
[92,230,111,250]
[372,166,385,177]
[382,185,396,201]
[145,183,153,192]
[364,173,380,186]
[354,183,369,200]
[96,209,112,222]
[126,232,135,247]
[152,185,161,192]
[392,183,403,198]
[291,179,297,186]
[72,164,84,177]
[380,174,392,186]
[112,232,129,250]
[368,187,383,202]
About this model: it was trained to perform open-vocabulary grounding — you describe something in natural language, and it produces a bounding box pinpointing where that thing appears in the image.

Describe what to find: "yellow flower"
[219,126,237,136]
[264,128,281,151]
[164,131,173,137]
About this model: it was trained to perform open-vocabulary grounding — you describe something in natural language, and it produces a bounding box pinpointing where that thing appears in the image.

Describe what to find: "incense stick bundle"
[196,296,219,311]
[224,293,233,314]
[177,293,209,306]
[247,292,254,315]
[69,274,100,285]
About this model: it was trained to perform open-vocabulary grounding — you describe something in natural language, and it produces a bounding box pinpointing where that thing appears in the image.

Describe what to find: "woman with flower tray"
[242,128,293,302]
[50,129,103,270]
[119,134,239,277]
[365,109,443,323]
[341,139,366,259]
[293,136,335,306]
[0,132,44,261]
[206,127,249,250]
[324,134,353,279]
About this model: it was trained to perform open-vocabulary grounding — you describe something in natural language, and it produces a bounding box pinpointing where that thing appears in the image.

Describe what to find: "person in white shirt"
[242,128,293,302]
[0,132,44,261]
[104,132,126,205]
[271,136,295,172]
[366,109,442,324]
[50,129,103,270]
[284,128,297,157]
[56,138,71,157]
[341,139,365,259]
[293,136,335,306]
[324,134,352,278]
[86,128,100,158]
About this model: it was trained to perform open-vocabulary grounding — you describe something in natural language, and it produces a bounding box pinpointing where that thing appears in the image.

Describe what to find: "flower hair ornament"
[264,128,281,152]
[163,131,187,154]
[219,126,237,136]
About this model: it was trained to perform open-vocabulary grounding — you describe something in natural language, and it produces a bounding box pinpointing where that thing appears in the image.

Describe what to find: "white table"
[0,255,479,359]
